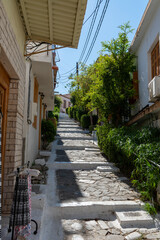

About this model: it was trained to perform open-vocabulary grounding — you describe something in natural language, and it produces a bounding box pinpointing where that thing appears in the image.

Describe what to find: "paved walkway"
[51,113,160,240]
[2,113,160,240]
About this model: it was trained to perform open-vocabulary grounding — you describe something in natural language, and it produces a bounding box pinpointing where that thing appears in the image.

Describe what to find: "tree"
[69,22,136,127]
[54,95,62,109]
[98,22,135,126]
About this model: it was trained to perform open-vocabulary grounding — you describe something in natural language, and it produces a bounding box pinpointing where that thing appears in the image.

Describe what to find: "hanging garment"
[9,175,31,227]
[9,169,39,239]
[14,176,32,240]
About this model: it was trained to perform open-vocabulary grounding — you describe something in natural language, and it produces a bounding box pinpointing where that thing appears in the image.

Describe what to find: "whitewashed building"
[59,94,71,113]
[129,0,160,127]
[0,0,87,213]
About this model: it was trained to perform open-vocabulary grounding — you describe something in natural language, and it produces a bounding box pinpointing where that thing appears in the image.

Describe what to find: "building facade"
[0,0,26,213]
[0,0,87,213]
[59,94,71,113]
[129,0,160,127]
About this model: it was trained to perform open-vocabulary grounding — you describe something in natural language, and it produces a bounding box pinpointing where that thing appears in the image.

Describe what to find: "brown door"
[0,63,9,202]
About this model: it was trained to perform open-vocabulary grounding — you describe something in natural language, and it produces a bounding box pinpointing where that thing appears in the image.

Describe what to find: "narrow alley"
[40,113,160,240]
[1,1,160,239]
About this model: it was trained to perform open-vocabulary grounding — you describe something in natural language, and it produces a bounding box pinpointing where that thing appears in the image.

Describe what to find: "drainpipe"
[27,58,32,124]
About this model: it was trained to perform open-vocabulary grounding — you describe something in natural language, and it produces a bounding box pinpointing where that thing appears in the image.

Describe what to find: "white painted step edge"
[116,210,154,228]
[53,162,114,170]
[51,201,144,219]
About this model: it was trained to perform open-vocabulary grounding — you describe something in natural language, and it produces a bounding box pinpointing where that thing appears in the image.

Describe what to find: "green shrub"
[53,112,59,121]
[89,125,96,133]
[76,109,87,122]
[73,107,77,120]
[68,107,74,118]
[54,95,62,109]
[81,114,90,129]
[144,203,157,215]
[66,108,69,114]
[54,106,60,113]
[96,124,160,203]
[41,119,56,149]
[68,107,70,117]
[48,111,54,118]
[48,117,57,129]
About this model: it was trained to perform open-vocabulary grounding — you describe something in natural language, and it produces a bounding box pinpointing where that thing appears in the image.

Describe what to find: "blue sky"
[55,0,148,95]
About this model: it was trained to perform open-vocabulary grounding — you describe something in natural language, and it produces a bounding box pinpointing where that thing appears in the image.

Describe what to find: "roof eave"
[18,0,87,49]
[130,0,158,53]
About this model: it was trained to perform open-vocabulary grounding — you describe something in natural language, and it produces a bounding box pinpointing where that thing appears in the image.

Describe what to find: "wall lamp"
[44,104,47,109]
[39,92,45,99]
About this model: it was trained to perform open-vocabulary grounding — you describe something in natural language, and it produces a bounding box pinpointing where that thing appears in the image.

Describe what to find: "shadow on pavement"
[56,170,83,202]
[56,148,70,162]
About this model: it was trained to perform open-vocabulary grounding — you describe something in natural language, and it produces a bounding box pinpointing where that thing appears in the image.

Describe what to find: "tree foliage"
[69,22,136,127]
[54,95,62,109]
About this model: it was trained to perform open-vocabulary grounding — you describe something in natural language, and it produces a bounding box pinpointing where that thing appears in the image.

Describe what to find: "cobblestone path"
[55,113,160,240]
[56,170,140,203]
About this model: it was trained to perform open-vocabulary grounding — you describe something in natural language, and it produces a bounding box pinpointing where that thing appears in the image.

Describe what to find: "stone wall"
[0,1,26,213]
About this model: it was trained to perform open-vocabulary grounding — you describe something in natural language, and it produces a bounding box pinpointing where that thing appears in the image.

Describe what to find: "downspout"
[27,58,32,124]
[22,58,32,165]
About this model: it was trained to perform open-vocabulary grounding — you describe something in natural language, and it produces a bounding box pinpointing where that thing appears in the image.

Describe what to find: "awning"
[18,0,87,48]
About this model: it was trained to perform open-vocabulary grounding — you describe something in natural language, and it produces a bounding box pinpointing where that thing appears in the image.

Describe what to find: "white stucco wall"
[59,95,71,113]
[136,4,160,110]
[26,95,40,164]
[24,62,40,165]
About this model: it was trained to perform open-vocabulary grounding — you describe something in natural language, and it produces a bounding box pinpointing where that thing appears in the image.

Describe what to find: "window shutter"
[151,41,160,79]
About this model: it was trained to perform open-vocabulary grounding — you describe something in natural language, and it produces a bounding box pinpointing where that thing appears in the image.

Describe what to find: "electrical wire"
[79,0,102,62]
[83,0,110,64]
[59,71,76,83]
[83,0,103,26]
[56,0,109,89]
[54,0,103,81]
[60,67,76,76]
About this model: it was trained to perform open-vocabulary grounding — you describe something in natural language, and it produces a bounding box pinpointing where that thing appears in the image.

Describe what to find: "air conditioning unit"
[148,76,160,102]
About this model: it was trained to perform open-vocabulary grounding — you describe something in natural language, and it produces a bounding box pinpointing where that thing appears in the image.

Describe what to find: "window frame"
[151,41,160,79]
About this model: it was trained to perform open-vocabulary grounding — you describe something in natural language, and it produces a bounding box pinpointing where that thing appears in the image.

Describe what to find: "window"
[64,100,66,108]
[151,41,160,79]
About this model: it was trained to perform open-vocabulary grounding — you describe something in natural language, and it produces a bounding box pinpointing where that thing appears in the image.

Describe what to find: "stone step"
[55,136,92,140]
[57,125,78,127]
[53,162,114,170]
[97,166,120,173]
[39,150,51,156]
[57,130,87,134]
[58,122,77,125]
[86,145,99,149]
[54,201,143,219]
[55,146,92,150]
[85,148,100,152]
[116,210,154,228]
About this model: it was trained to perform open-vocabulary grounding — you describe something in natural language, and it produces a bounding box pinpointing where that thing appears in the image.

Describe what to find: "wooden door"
[0,63,10,202]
